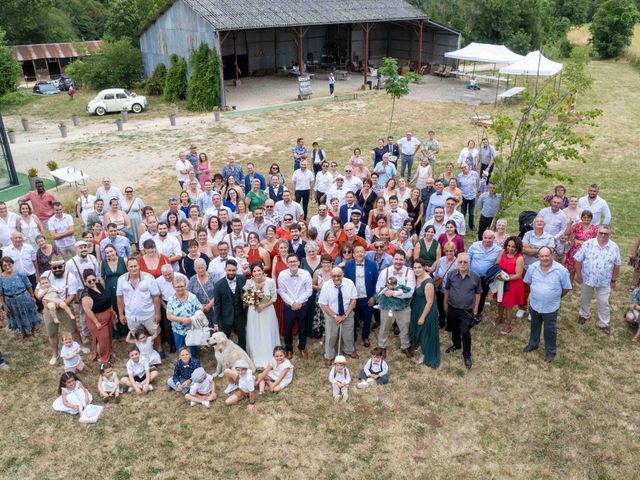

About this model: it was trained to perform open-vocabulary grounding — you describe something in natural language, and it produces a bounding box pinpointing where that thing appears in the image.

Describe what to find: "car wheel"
[131,103,143,113]
[95,106,106,116]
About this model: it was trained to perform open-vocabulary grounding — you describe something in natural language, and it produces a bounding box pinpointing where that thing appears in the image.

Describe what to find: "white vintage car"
[86,88,148,116]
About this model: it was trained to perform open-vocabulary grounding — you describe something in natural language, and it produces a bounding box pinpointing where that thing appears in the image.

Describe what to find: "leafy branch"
[379,57,421,135]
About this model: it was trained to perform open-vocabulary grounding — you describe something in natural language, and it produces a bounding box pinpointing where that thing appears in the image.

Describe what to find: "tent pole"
[535,51,542,95]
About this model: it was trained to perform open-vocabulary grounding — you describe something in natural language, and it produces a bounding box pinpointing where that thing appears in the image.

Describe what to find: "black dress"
[356,190,377,223]
[405,198,423,232]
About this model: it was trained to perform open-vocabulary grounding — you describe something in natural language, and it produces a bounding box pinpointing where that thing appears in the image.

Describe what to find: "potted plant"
[7,128,15,144]
[27,168,39,190]
[46,160,59,171]
[71,113,79,126]
[59,122,68,138]
[21,118,30,131]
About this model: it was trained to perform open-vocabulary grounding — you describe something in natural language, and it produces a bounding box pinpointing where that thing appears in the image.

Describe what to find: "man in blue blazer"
[243,162,266,192]
[344,245,379,347]
[339,191,363,225]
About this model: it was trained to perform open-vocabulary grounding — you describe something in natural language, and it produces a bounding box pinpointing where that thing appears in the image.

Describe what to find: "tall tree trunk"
[387,97,396,136]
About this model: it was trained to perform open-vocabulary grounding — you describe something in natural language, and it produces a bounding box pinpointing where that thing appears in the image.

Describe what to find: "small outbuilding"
[139,0,461,105]
[13,41,102,82]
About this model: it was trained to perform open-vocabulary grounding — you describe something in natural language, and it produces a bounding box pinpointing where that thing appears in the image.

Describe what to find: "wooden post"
[216,31,227,107]
[296,26,305,75]
[233,32,239,84]
[417,19,423,70]
[362,23,370,86]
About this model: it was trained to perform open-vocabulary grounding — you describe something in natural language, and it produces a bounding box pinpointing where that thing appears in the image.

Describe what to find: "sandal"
[493,317,504,327]
[499,325,512,336]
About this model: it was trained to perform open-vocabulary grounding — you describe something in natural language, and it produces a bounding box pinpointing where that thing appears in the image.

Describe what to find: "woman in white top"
[206,216,225,256]
[395,178,411,204]
[381,178,397,205]
[17,203,43,248]
[103,198,132,237]
[457,140,479,170]
[244,263,280,369]
[412,156,432,189]
[563,196,583,223]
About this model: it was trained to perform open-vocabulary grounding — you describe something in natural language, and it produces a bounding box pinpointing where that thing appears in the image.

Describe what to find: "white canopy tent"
[499,51,563,76]
[445,42,524,64]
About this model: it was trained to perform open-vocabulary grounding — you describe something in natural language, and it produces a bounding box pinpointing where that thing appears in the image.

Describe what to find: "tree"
[379,57,421,134]
[104,0,143,41]
[489,53,602,219]
[146,62,167,96]
[0,29,21,96]
[590,0,639,58]
[187,43,221,111]
[164,54,188,103]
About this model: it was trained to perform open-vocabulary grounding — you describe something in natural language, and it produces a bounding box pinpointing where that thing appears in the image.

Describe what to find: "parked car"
[52,75,74,91]
[86,89,148,116]
[32,83,61,96]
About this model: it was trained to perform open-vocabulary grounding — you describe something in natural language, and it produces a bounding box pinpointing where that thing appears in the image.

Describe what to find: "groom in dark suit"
[213,259,247,350]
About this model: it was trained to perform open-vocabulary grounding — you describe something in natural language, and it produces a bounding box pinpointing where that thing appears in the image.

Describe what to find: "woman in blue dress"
[0,257,41,337]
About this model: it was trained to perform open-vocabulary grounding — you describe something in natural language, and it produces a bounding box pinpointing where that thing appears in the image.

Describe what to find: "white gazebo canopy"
[444,42,524,64]
[499,51,563,76]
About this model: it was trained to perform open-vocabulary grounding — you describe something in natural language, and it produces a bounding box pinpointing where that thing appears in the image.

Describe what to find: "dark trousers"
[316,191,326,204]
[296,189,310,220]
[477,277,491,316]
[481,163,494,183]
[528,307,558,355]
[329,83,335,95]
[220,308,247,351]
[353,297,373,341]
[313,163,321,176]
[447,306,473,358]
[478,215,494,241]
[461,197,476,230]
[284,303,309,351]
[436,290,447,329]
[160,306,176,353]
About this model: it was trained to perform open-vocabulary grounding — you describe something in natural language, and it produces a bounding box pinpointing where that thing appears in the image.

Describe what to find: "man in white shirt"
[326,176,348,206]
[277,254,313,359]
[342,166,363,193]
[577,184,611,225]
[275,190,304,222]
[65,239,100,338]
[242,206,272,240]
[291,160,314,221]
[388,196,409,231]
[309,203,332,241]
[224,218,248,251]
[204,192,232,224]
[175,151,191,188]
[397,131,421,180]
[75,187,96,230]
[314,161,334,204]
[138,215,159,249]
[160,197,187,223]
[95,177,124,205]
[420,206,447,238]
[47,202,76,260]
[443,197,466,236]
[263,199,282,227]
[318,267,358,365]
[264,174,287,203]
[207,242,239,284]
[375,250,416,357]
[4,232,36,282]
[155,222,182,271]
[539,196,569,258]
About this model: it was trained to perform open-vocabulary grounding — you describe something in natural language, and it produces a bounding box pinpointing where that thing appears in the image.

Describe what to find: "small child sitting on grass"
[329,355,351,402]
[60,332,90,373]
[224,359,256,410]
[39,275,75,323]
[97,362,122,402]
[53,371,92,415]
[255,346,294,394]
[185,367,217,408]
[356,347,389,389]
[167,347,201,394]
[120,346,158,395]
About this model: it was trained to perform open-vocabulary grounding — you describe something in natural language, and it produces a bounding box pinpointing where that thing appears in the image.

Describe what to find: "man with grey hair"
[519,217,556,318]
[574,225,621,335]
[4,231,36,286]
[95,177,124,205]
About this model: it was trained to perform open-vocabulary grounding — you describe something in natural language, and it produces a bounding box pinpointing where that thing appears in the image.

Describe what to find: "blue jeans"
[166,377,189,394]
[172,332,198,358]
[353,297,373,341]
[461,197,476,230]
[528,308,558,355]
[400,154,414,179]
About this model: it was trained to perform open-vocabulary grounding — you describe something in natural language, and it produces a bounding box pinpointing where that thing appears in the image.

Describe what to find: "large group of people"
[0,131,633,413]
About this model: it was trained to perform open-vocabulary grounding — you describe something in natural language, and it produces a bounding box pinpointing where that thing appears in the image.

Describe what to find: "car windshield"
[40,84,58,92]
[124,90,131,96]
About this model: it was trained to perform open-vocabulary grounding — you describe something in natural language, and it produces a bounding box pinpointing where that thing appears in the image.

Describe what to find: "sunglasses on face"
[86,278,96,284]
[51,266,64,270]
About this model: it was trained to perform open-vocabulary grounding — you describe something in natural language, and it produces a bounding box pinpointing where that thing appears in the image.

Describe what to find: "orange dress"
[139,254,171,278]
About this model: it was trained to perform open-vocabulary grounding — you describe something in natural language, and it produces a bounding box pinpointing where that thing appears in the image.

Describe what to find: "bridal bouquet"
[242,287,264,309]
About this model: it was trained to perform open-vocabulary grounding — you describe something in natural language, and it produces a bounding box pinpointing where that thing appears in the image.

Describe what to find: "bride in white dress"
[245,263,281,369]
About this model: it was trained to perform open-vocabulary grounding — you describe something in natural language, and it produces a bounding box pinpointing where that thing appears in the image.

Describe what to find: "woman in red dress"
[563,210,597,283]
[494,236,525,336]
[271,239,291,336]
[246,232,271,275]
[138,239,172,278]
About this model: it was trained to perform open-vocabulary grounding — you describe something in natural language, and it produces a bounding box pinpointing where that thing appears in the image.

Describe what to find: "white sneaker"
[190,401,197,407]
[224,383,238,395]
[148,385,154,391]
[81,347,91,355]
[202,400,210,408]
[0,362,9,371]
[342,392,349,402]
[366,377,376,384]
[356,381,369,389]
[528,313,532,322]
[516,309,526,319]
[49,356,59,366]
[128,387,134,393]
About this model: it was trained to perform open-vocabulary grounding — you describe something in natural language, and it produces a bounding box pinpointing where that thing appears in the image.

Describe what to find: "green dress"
[246,190,266,213]
[418,239,439,268]
[409,277,440,369]
[101,257,128,339]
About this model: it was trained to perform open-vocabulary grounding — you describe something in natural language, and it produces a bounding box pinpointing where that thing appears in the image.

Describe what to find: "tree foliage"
[489,54,602,218]
[379,57,421,134]
[187,43,221,111]
[65,39,143,89]
[146,62,167,96]
[164,54,188,103]
[590,0,639,58]
[0,29,21,96]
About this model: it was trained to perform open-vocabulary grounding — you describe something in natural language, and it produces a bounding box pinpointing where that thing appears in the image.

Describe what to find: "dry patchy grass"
[1,60,640,480]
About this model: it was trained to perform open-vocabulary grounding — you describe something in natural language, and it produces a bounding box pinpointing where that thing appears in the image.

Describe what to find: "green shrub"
[0,91,35,108]
[590,0,639,58]
[146,62,166,96]
[187,43,221,111]
[164,54,188,103]
[0,29,21,96]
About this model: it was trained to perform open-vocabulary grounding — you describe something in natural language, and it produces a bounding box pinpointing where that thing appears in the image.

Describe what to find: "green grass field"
[0,58,639,479]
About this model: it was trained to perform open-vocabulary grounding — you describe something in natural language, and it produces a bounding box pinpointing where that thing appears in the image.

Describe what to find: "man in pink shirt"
[18,180,57,221]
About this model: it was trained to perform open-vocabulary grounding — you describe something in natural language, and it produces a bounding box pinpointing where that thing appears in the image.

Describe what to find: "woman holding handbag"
[187,258,215,327]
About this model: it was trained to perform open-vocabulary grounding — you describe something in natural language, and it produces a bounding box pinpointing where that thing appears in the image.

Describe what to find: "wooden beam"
[417,20,423,70]
[296,26,305,74]
[362,22,371,86]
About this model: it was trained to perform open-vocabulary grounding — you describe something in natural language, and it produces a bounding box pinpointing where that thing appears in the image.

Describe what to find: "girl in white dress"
[244,263,280,369]
[97,362,122,402]
[126,326,161,366]
[256,346,294,394]
[17,203,43,248]
[53,372,92,415]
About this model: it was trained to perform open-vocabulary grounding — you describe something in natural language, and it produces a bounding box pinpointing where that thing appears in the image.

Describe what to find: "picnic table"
[335,70,351,81]
[498,86,526,101]
[50,167,89,189]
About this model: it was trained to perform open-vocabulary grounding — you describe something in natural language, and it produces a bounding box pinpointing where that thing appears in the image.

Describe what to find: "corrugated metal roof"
[182,0,428,31]
[13,41,102,62]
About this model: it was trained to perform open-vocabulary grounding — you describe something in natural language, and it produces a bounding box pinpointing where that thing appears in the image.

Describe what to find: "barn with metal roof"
[12,41,102,82]
[139,0,460,105]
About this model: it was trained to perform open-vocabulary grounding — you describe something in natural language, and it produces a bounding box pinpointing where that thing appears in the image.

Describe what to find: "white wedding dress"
[245,277,281,369]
